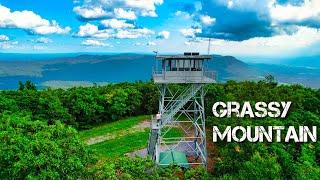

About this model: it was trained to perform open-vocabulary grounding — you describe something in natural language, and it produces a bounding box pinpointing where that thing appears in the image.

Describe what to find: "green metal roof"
[159,150,190,169]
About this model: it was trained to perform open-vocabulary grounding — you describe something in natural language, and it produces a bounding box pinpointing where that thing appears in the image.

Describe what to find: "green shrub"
[0,112,95,179]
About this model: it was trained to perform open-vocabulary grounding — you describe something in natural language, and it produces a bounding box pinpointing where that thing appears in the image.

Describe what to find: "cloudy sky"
[0,0,319,58]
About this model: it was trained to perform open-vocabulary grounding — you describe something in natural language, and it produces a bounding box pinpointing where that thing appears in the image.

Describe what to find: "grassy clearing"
[79,115,184,158]
[79,115,148,141]
[89,130,150,158]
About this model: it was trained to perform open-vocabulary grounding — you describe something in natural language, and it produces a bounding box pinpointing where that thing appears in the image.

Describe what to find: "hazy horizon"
[0,52,318,65]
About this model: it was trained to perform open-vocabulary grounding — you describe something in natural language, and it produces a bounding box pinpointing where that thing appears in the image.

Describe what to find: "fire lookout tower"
[147,52,216,168]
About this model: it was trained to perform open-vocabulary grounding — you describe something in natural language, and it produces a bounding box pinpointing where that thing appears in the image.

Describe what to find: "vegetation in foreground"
[0,79,319,179]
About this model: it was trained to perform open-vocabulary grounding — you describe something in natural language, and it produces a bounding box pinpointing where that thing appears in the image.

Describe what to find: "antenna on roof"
[153,51,158,56]
[207,38,211,55]
[153,51,158,72]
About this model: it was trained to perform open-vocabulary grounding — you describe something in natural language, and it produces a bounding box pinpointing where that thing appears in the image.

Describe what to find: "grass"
[89,130,150,158]
[163,127,184,138]
[79,115,148,141]
[79,115,184,158]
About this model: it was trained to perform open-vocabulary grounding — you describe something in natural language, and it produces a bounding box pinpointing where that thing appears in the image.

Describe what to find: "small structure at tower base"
[159,150,190,169]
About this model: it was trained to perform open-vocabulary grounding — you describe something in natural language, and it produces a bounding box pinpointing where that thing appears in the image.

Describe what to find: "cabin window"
[184,60,190,71]
[165,60,170,71]
[161,59,203,71]
[176,60,180,70]
[171,60,177,71]
[190,60,195,71]
[178,60,184,71]
[193,60,202,71]
[194,60,199,70]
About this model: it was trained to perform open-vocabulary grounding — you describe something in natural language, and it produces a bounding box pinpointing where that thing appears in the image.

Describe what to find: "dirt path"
[85,120,150,145]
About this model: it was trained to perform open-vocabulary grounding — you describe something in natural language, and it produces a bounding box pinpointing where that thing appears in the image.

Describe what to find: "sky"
[0,0,319,59]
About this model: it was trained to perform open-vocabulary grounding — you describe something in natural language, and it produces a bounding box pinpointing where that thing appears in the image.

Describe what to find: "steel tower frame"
[148,52,215,168]
[156,83,208,167]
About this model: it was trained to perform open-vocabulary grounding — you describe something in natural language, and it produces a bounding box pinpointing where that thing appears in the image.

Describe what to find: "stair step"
[161,84,202,126]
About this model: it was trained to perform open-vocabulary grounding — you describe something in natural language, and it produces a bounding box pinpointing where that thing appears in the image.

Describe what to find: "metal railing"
[152,68,217,82]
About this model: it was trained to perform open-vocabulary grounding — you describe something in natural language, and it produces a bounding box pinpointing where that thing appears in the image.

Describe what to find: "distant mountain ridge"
[0,54,319,89]
[281,56,320,68]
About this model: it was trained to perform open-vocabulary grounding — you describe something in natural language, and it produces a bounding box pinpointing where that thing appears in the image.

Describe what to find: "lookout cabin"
[153,52,216,84]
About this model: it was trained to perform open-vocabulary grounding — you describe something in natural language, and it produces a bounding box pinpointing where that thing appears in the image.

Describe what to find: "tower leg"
[200,87,208,168]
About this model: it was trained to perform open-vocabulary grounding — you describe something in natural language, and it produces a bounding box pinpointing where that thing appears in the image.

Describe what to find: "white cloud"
[115,28,154,39]
[188,38,205,44]
[215,0,319,26]
[156,31,170,39]
[77,23,153,39]
[270,0,320,24]
[0,41,18,49]
[134,42,142,46]
[35,37,52,44]
[179,26,320,57]
[74,0,163,20]
[124,0,163,17]
[217,0,272,14]
[33,45,46,50]
[175,11,192,19]
[200,15,216,26]
[77,23,114,39]
[227,0,234,8]
[251,26,320,49]
[77,23,98,37]
[0,5,70,35]
[101,19,134,29]
[180,28,202,38]
[0,43,12,49]
[81,39,112,47]
[147,41,156,46]
[0,34,9,41]
[114,8,137,20]
[73,6,111,19]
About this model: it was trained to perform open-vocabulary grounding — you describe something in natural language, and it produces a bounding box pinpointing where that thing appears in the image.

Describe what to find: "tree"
[18,81,25,91]
[264,74,277,86]
[18,80,36,91]
[238,152,282,179]
[35,90,74,125]
[0,95,18,113]
[62,87,104,129]
[0,112,95,179]
[25,80,37,90]
[105,88,130,120]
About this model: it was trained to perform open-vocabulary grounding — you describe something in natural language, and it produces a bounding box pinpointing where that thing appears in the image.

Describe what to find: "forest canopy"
[0,80,319,179]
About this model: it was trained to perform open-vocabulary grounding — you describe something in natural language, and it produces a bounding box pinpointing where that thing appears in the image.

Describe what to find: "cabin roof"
[156,55,212,60]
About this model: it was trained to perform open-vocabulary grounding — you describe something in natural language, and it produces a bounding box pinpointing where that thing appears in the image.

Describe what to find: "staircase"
[160,84,203,126]
[147,84,203,160]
